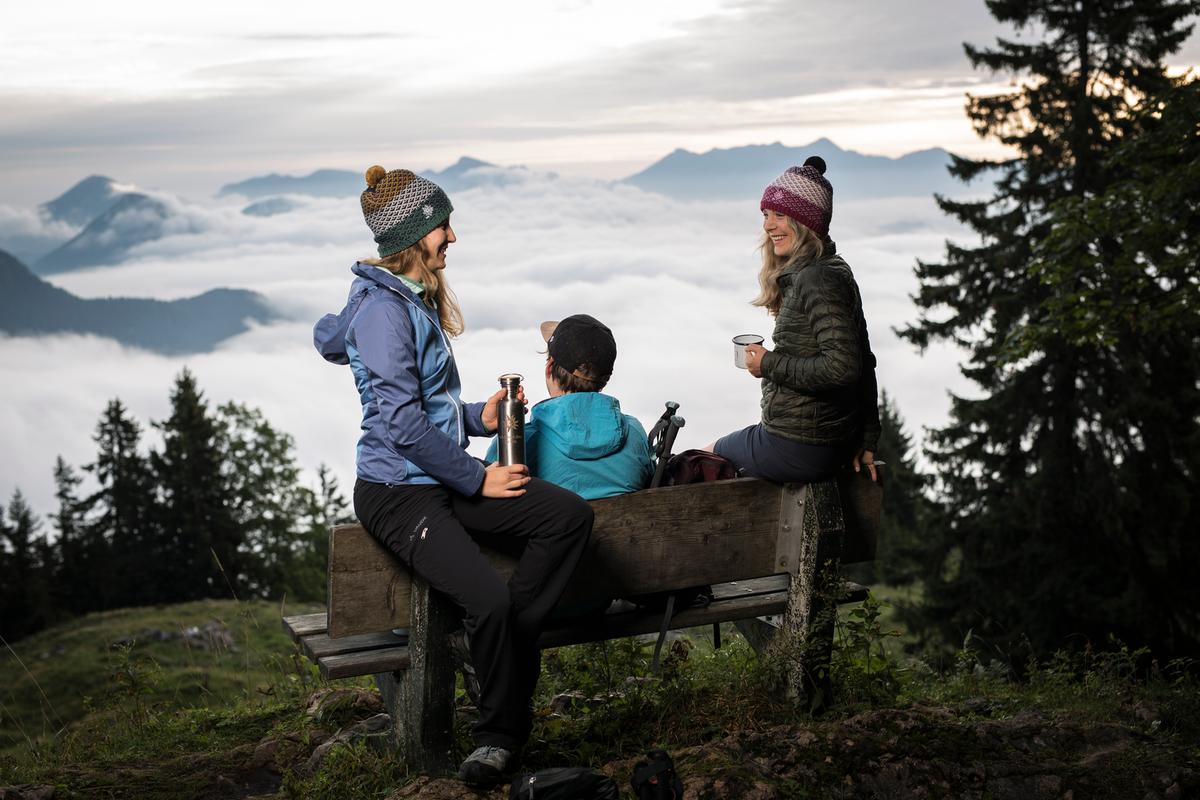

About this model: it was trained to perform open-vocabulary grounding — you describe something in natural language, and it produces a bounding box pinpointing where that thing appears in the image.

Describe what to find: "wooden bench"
[283,471,881,773]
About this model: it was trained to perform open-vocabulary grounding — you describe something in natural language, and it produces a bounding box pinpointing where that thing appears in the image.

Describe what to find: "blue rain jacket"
[486,392,652,500]
[314,263,488,495]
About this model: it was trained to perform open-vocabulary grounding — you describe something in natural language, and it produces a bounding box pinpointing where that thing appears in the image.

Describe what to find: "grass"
[0,598,323,756]
[2,595,1197,799]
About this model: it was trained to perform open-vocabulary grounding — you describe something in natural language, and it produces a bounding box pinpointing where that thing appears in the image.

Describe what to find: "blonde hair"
[751,217,825,316]
[364,240,465,337]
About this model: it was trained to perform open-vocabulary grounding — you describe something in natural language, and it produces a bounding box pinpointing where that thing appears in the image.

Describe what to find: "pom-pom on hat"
[360,166,454,257]
[760,156,833,237]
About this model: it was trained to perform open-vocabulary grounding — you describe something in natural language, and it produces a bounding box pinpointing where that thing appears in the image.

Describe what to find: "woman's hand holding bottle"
[481,386,528,433]
[481,463,530,498]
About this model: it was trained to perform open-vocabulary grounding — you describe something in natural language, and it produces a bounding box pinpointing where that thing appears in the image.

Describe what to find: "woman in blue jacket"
[314,166,593,788]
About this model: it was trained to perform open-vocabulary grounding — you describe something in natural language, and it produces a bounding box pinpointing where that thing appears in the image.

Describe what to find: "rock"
[305,713,394,773]
[246,737,282,771]
[306,687,384,723]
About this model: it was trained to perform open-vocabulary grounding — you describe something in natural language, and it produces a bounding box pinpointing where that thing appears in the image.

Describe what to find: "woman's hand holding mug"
[744,343,768,378]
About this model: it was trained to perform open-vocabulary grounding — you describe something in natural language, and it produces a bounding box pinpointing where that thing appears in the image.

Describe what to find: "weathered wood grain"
[327,476,882,638]
[328,478,788,638]
[381,577,458,774]
[302,629,405,661]
[282,613,326,642]
[321,648,411,680]
[777,480,846,708]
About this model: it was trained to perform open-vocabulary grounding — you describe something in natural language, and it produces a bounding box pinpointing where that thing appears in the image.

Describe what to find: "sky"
[2,0,1198,516]
[0,0,1063,205]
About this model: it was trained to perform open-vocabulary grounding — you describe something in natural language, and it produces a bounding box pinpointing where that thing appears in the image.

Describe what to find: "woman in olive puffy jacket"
[710,156,880,484]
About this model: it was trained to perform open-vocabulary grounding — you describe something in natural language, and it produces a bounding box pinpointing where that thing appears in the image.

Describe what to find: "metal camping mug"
[496,373,526,466]
[733,334,765,369]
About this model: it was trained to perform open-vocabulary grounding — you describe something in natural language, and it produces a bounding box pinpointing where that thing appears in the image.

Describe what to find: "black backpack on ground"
[631,749,684,800]
[509,767,618,800]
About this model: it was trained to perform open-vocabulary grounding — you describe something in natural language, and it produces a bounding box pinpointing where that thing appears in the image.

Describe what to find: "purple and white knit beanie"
[760,156,832,237]
[360,166,454,257]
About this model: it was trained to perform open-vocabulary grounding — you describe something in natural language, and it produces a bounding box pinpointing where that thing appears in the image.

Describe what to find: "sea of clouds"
[0,168,974,515]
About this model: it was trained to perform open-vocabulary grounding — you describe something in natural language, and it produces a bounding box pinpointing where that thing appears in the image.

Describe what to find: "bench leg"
[776,481,844,712]
[374,574,458,774]
[734,617,777,654]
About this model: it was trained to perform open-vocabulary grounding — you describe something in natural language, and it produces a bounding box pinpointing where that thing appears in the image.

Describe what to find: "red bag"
[665,449,738,485]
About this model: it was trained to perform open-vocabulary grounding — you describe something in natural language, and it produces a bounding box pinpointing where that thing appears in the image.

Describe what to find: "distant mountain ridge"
[622,139,961,201]
[217,157,507,200]
[35,193,178,275]
[0,250,276,355]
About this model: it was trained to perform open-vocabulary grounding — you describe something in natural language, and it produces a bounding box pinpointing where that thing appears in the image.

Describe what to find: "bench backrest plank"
[327,474,881,639]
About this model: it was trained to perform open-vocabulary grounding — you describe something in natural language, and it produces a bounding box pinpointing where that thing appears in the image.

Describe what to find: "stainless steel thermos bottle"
[496,373,525,466]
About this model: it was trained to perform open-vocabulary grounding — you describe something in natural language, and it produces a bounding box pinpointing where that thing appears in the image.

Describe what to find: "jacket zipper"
[384,283,465,444]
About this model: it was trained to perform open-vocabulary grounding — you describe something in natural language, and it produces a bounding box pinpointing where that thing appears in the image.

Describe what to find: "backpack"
[631,749,684,800]
[509,767,619,800]
[664,449,739,485]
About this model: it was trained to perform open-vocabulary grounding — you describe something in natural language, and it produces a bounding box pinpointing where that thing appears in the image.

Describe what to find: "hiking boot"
[449,629,481,706]
[457,745,511,787]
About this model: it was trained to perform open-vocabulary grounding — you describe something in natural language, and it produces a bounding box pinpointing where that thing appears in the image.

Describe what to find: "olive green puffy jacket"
[758,243,881,452]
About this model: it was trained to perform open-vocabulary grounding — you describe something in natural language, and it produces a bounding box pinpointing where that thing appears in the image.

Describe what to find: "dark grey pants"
[713,423,843,484]
[353,477,593,751]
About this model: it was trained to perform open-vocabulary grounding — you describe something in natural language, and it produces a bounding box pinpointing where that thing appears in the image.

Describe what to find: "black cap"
[540,314,617,382]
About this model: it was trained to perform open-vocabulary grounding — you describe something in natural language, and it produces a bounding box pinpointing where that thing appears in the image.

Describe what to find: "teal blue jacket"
[486,393,653,500]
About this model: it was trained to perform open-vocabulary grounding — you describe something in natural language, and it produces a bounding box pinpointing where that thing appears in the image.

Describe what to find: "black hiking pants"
[353,477,593,751]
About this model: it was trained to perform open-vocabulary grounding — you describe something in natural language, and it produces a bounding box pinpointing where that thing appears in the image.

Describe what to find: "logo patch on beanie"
[422,204,434,219]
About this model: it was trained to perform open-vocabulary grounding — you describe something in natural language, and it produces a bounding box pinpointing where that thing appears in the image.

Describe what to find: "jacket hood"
[533,393,629,460]
[313,262,420,364]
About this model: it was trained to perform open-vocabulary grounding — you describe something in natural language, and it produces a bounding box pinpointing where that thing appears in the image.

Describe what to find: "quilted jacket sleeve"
[760,267,862,393]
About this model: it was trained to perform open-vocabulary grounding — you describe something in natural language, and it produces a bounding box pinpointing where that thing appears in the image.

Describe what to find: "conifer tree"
[0,490,50,640]
[215,401,312,600]
[85,400,156,608]
[51,456,89,615]
[901,0,1200,658]
[152,369,242,601]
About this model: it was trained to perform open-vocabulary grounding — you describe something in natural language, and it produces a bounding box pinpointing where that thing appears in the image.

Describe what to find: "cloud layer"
[0,169,972,515]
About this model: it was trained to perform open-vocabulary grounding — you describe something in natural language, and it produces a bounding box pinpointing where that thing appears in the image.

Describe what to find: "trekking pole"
[647,402,679,466]
[650,415,685,489]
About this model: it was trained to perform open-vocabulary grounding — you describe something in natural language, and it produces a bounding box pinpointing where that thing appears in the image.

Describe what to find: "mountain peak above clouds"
[35,193,174,275]
[39,175,137,227]
[623,139,959,201]
[0,249,276,355]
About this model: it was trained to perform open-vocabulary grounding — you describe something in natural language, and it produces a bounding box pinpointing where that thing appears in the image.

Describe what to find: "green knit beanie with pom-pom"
[360,165,454,257]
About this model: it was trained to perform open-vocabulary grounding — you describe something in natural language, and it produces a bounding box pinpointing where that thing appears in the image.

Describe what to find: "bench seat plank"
[282,612,327,642]
[320,648,413,680]
[297,588,791,680]
[303,629,407,661]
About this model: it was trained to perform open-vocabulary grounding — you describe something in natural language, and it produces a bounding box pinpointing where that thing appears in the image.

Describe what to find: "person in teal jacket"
[487,314,652,500]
